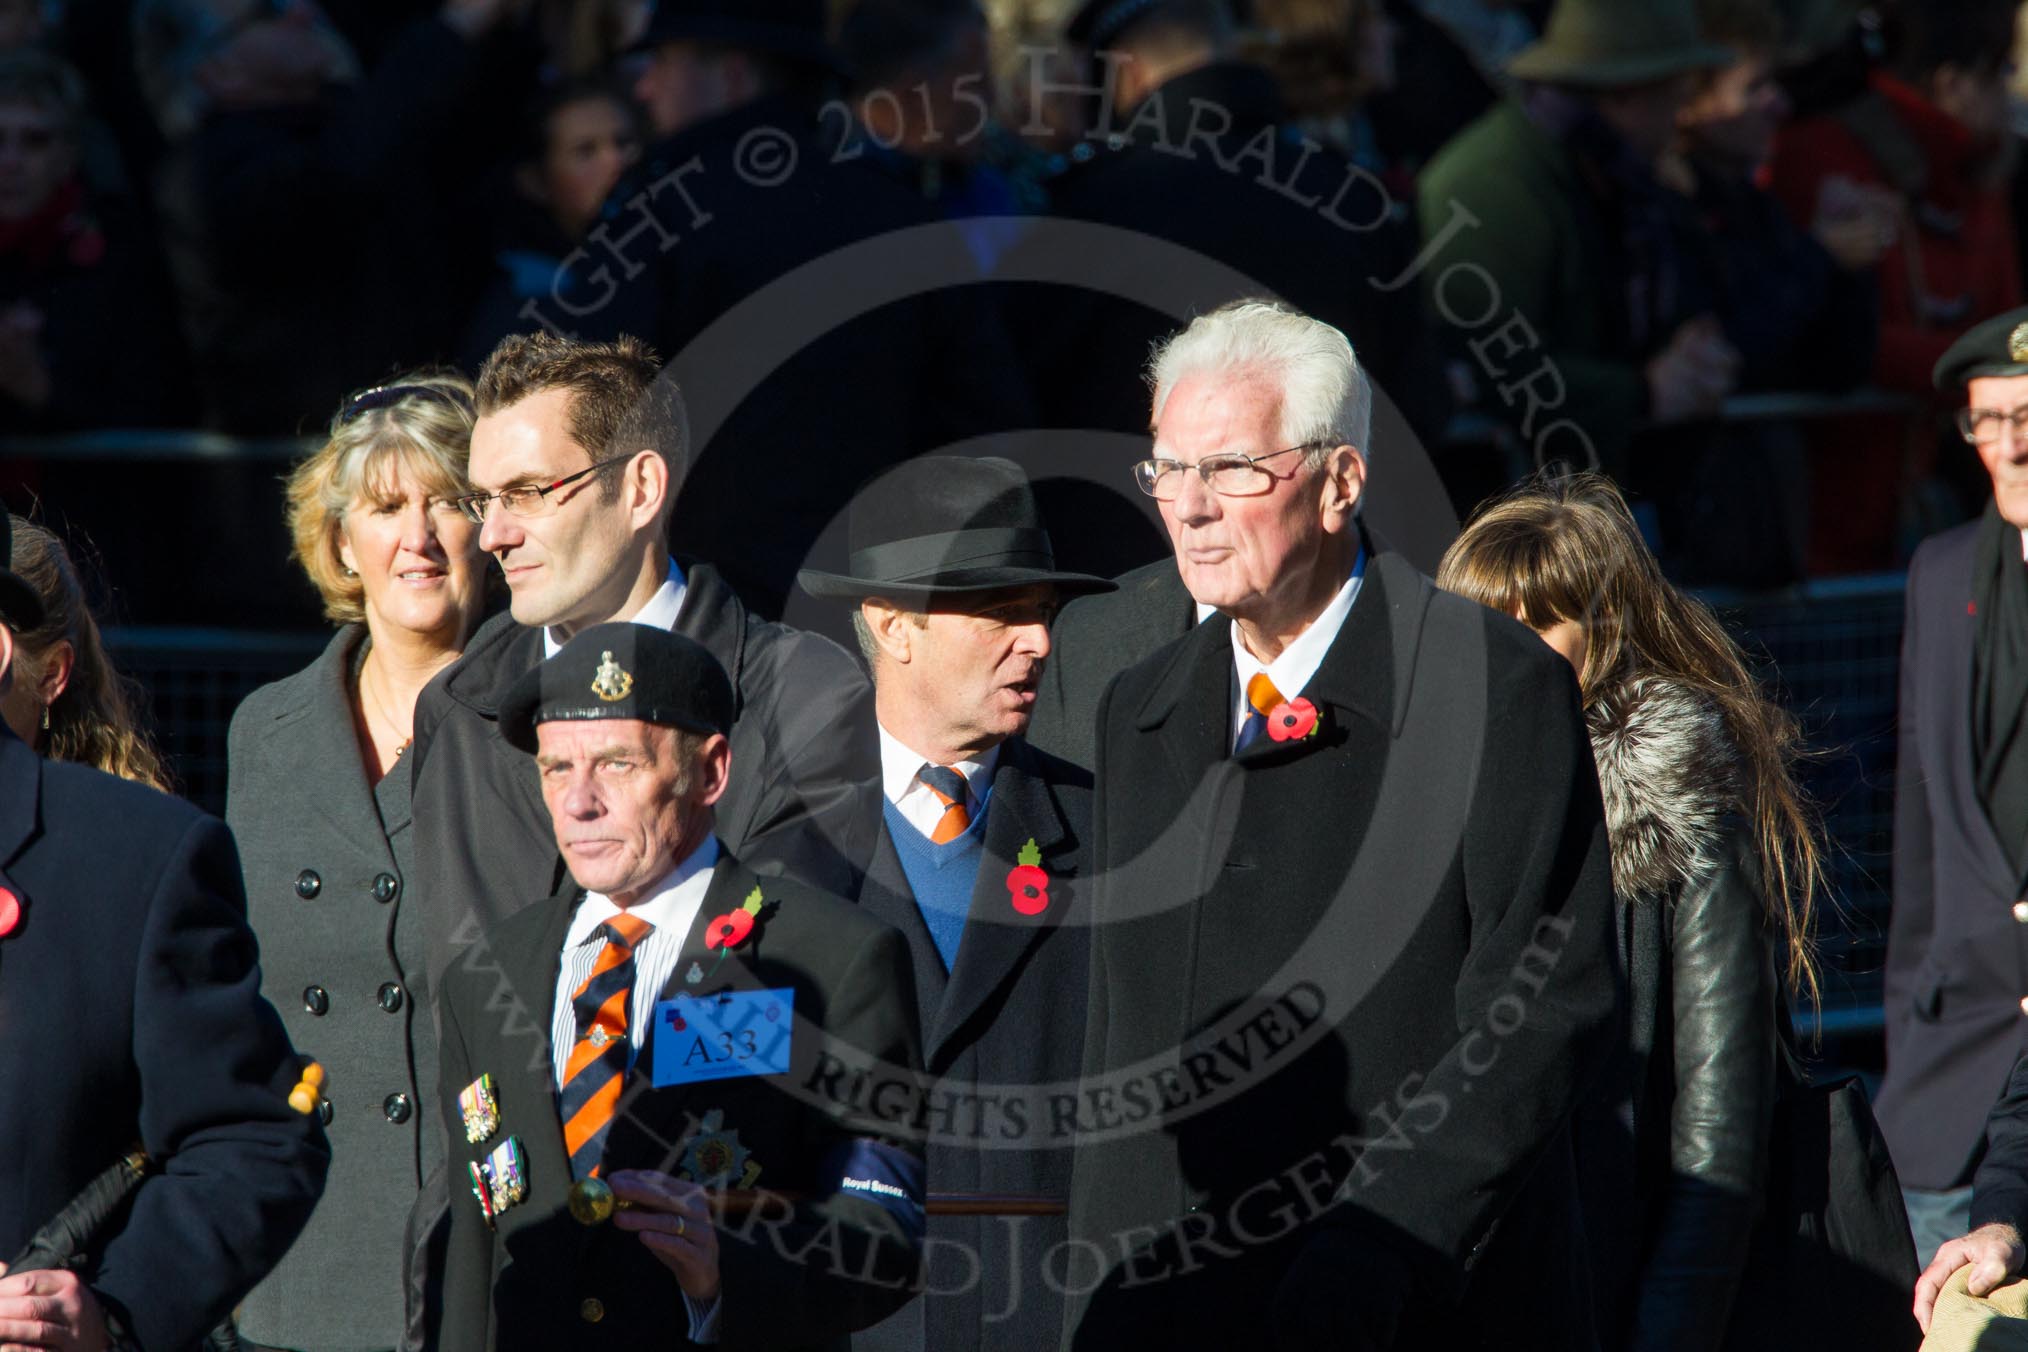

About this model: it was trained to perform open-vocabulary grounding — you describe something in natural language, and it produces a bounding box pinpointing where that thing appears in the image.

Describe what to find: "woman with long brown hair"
[1,516,172,790]
[1438,471,1823,1351]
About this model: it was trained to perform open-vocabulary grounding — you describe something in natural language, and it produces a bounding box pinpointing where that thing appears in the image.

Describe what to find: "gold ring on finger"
[677,1215,686,1237]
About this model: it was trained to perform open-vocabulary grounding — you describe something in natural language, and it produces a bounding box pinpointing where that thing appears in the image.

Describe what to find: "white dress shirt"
[876,723,999,838]
[1227,548,1367,747]
[549,831,721,1340]
[543,557,687,659]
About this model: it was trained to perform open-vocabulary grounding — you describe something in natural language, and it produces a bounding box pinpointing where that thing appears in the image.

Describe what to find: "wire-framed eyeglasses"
[454,455,632,524]
[1132,443,1322,500]
[1958,404,2028,447]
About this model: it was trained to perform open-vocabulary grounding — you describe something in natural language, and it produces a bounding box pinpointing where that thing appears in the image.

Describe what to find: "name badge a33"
[652,989,794,1087]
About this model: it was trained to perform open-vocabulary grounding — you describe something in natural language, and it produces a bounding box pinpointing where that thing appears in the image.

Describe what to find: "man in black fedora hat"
[0,510,329,1350]
[799,456,1113,1352]
[555,0,1031,622]
[432,623,927,1351]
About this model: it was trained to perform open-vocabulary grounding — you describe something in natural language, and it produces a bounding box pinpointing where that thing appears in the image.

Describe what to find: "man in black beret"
[799,456,1112,1352]
[430,623,927,1351]
[1883,304,2028,1284]
[0,510,328,1350]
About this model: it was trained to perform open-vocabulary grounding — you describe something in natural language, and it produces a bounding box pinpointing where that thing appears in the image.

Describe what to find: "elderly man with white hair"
[1062,301,1618,1350]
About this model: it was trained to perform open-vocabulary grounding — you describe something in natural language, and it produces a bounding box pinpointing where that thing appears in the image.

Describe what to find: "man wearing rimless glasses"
[408,332,878,1006]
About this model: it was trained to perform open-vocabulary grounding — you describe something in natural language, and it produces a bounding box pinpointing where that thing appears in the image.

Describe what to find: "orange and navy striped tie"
[558,912,654,1180]
[1236,673,1284,752]
[919,764,972,843]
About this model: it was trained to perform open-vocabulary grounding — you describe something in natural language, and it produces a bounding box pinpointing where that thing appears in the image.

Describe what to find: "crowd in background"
[0,0,2025,605]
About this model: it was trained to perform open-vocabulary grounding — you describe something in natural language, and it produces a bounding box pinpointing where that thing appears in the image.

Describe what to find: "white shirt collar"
[544,557,687,659]
[1228,547,1367,741]
[876,721,1000,807]
[564,833,720,950]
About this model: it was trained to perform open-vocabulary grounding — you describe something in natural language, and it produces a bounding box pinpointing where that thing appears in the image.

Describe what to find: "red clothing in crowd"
[1766,70,2021,571]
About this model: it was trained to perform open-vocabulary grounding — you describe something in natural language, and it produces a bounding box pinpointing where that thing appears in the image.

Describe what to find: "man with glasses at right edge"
[1881,305,2028,1294]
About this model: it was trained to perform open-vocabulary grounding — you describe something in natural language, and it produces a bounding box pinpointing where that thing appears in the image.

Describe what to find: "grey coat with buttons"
[228,624,435,1352]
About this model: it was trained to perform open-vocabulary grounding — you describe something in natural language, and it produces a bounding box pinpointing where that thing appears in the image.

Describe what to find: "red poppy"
[1007,865,1049,915]
[1267,697,1319,742]
[705,908,755,950]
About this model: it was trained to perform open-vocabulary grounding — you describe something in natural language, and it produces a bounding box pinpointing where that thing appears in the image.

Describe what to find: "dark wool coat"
[228,624,436,1351]
[1877,522,2028,1190]
[0,729,328,1351]
[850,736,1093,1352]
[1026,559,1195,772]
[433,852,925,1351]
[1065,550,1618,1351]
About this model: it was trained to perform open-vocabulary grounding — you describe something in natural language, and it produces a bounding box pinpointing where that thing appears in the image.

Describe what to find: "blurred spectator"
[0,51,192,431]
[1005,0,1450,455]
[1414,0,1537,82]
[1249,0,1497,180]
[529,0,650,78]
[568,0,1033,621]
[1775,0,2026,359]
[0,0,42,51]
[840,0,1053,268]
[1365,0,1502,172]
[1418,0,1738,480]
[1648,0,1886,584]
[1767,0,2022,560]
[2,514,172,789]
[459,77,639,367]
[135,0,532,431]
[1665,0,1883,392]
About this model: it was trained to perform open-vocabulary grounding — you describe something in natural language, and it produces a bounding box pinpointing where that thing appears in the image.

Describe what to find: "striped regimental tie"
[558,912,655,1180]
[918,764,972,843]
[1235,672,1284,752]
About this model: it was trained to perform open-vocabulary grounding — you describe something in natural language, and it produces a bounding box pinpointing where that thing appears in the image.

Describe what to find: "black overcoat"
[0,729,329,1350]
[849,736,1093,1351]
[1876,521,2028,1189]
[1065,550,1617,1349]
[1026,559,1194,772]
[432,850,926,1350]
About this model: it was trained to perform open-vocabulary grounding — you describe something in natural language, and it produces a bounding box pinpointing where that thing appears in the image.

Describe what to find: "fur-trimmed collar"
[1588,674,1742,902]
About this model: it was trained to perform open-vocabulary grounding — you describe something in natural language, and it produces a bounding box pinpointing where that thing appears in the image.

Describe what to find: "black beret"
[1935,306,2028,390]
[499,623,733,754]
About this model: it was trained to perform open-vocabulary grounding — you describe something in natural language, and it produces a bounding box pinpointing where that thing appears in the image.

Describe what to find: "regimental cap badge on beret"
[591,650,633,703]
[499,622,736,752]
[1934,306,2028,389]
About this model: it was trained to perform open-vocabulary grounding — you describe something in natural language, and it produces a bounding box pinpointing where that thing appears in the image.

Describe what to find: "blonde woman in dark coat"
[1438,473,1824,1352]
[228,373,487,1351]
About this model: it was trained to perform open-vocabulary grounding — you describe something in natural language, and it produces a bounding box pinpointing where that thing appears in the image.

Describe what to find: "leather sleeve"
[1625,829,1778,1352]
